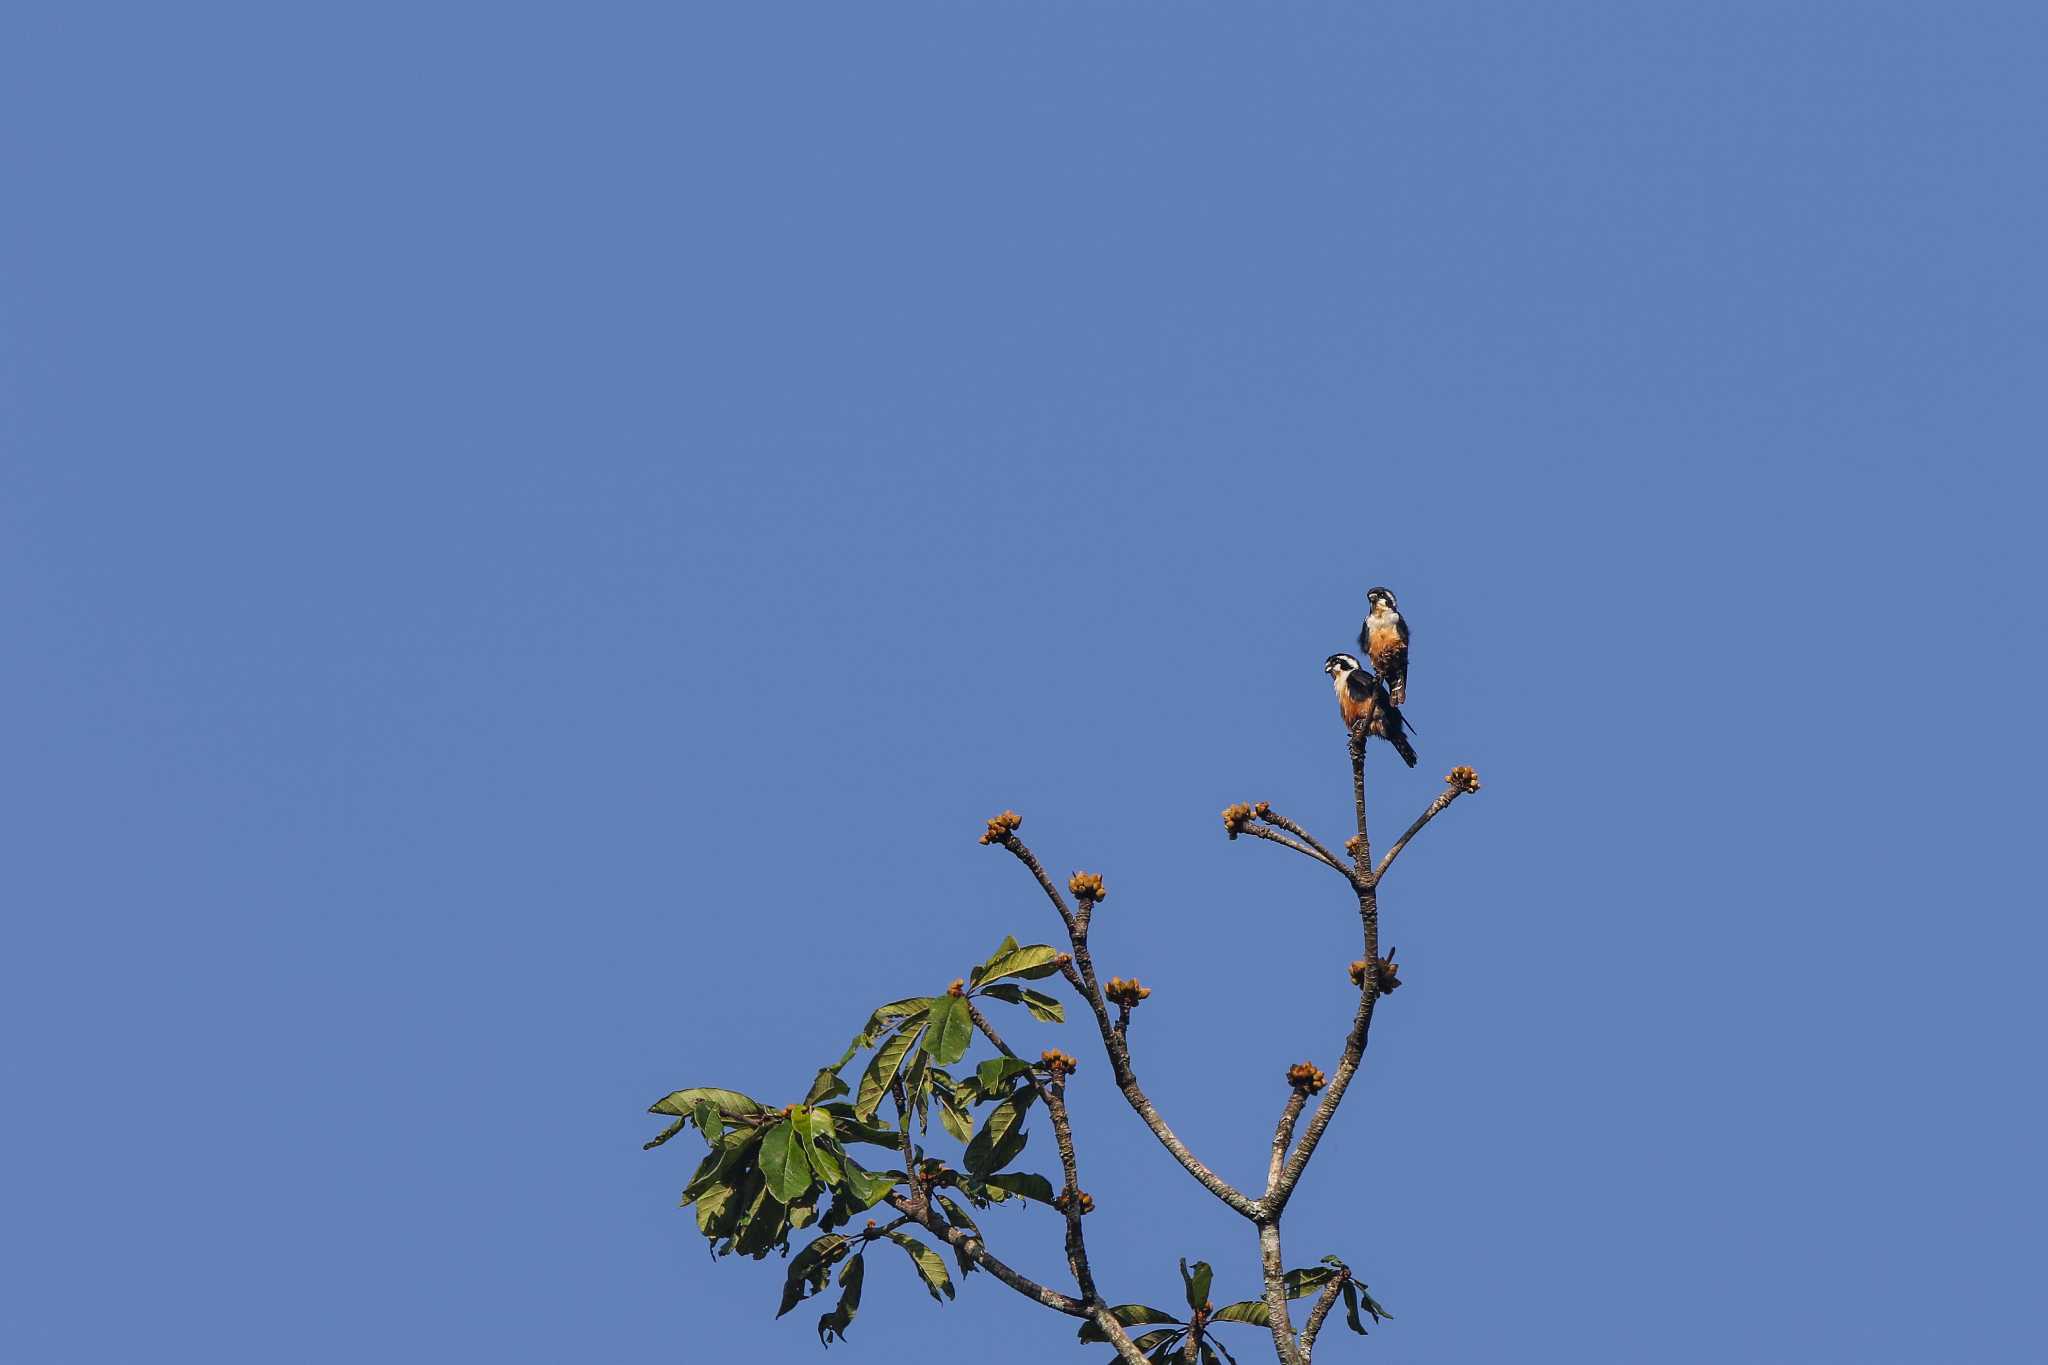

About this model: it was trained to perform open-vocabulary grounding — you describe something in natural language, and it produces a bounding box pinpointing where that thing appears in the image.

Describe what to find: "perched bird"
[1323,653,1417,767]
[1357,587,1409,705]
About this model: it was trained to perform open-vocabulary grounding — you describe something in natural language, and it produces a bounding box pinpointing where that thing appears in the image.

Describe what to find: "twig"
[883,1192,1088,1317]
[997,837,1261,1219]
[1267,1090,1307,1193]
[1374,785,1468,882]
[1297,1271,1350,1361]
[1237,824,1352,879]
[1268,888,1379,1212]
[1254,807,1346,871]
[1349,725,1371,867]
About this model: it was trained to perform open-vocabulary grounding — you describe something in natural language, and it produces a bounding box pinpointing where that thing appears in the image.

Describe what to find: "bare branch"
[1348,725,1372,869]
[1268,889,1380,1211]
[1259,1220,1305,1365]
[1297,1270,1350,1361]
[1373,781,1472,882]
[883,1192,1089,1318]
[1267,1090,1307,1193]
[992,835,1262,1220]
[1254,806,1347,871]
[1237,823,1353,879]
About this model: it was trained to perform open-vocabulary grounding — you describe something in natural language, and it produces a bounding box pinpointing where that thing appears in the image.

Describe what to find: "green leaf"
[1208,1332,1240,1365]
[963,1088,1037,1176]
[681,1129,760,1205]
[971,1057,1038,1098]
[804,1132,844,1186]
[1142,1330,1187,1364]
[934,1086,974,1143]
[979,982,1066,1022]
[804,1066,851,1106]
[759,1121,815,1204]
[883,1230,955,1302]
[969,935,1020,986]
[1342,1280,1390,1332]
[1078,1304,1182,1342]
[1282,1266,1339,1298]
[854,997,933,1049]
[817,1252,864,1345]
[922,993,974,1065]
[1211,1301,1271,1325]
[935,1193,979,1236]
[972,942,1064,987]
[854,1026,922,1120]
[836,1155,897,1211]
[1181,1259,1214,1312]
[648,1087,768,1120]
[980,1171,1058,1205]
[642,1116,687,1151]
[778,1234,849,1317]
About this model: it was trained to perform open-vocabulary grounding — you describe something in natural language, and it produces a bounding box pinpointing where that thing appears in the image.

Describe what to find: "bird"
[1323,653,1417,767]
[1356,587,1409,705]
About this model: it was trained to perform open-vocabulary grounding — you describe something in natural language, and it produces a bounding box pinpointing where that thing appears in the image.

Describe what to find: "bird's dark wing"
[1345,671,1376,703]
[1397,614,1410,647]
[1356,617,1372,654]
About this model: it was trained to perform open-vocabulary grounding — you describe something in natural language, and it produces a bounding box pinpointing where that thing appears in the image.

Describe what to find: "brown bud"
[946,978,966,997]
[1445,766,1481,794]
[1055,1186,1095,1215]
[1252,802,1272,820]
[1068,871,1106,902]
[1105,976,1152,1009]
[1350,950,1402,995]
[978,810,1024,844]
[1344,834,1365,857]
[1286,1061,1328,1095]
[1039,1048,1079,1079]
[1222,803,1255,837]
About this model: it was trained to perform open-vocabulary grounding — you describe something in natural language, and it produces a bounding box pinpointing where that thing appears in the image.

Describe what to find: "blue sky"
[3,4,2044,1362]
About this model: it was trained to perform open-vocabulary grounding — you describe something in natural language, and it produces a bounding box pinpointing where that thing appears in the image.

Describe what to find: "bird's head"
[1366,586,1398,612]
[1324,653,1362,678]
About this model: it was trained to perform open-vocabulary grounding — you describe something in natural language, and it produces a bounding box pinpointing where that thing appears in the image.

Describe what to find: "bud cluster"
[1286,1062,1328,1095]
[1445,765,1481,794]
[946,978,966,997]
[1349,952,1402,996]
[1104,976,1151,1009]
[1067,871,1106,902]
[1054,1186,1095,1216]
[1038,1048,1079,1080]
[978,810,1023,845]
[1221,803,1255,837]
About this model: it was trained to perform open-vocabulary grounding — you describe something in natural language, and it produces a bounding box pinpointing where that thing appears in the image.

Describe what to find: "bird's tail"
[1383,709,1418,768]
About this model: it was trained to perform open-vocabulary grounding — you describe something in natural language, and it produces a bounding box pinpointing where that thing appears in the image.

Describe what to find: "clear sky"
[3,4,2044,1362]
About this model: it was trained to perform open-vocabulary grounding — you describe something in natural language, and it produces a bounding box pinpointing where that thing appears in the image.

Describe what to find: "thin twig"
[1238,824,1352,878]
[1349,725,1371,868]
[1254,807,1346,871]
[1374,785,1467,882]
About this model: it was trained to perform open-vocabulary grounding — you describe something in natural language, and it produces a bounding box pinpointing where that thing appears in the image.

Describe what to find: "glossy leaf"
[963,1088,1037,1176]
[648,1087,767,1120]
[922,993,974,1065]
[804,1066,850,1106]
[980,1170,1058,1205]
[972,942,1063,987]
[759,1121,815,1204]
[803,1132,844,1186]
[971,1057,1037,1098]
[1078,1304,1183,1342]
[642,1115,687,1151]
[836,1155,897,1211]
[1282,1265,1338,1297]
[934,1087,974,1143]
[817,1252,864,1345]
[1211,1301,1271,1325]
[777,1234,849,1317]
[854,1026,921,1120]
[968,935,1021,986]
[883,1230,955,1302]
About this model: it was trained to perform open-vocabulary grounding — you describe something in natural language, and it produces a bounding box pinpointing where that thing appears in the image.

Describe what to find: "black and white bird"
[1323,653,1417,767]
[1357,587,1409,706]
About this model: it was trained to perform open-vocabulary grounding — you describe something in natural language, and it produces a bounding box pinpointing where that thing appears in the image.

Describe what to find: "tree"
[644,699,1481,1363]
